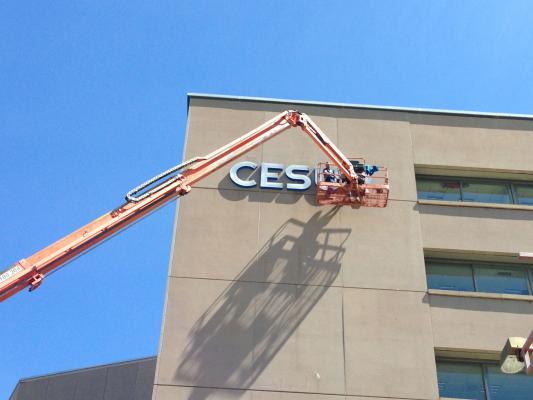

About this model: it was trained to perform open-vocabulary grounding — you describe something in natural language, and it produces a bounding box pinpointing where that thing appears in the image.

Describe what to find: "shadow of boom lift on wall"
[173,207,350,400]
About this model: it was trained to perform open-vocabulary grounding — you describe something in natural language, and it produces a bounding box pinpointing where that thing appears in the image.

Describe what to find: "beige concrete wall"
[430,294,533,353]
[409,113,533,366]
[411,114,533,173]
[154,385,410,400]
[419,204,533,255]
[154,96,533,400]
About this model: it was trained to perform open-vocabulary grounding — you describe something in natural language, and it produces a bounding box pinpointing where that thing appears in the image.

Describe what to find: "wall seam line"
[190,185,416,203]
[152,382,434,399]
[341,282,348,396]
[409,114,440,399]
[166,275,427,293]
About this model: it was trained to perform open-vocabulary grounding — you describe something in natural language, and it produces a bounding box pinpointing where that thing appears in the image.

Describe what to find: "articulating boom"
[0,110,387,302]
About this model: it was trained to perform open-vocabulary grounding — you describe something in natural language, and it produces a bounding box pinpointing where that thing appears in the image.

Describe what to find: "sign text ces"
[229,161,312,191]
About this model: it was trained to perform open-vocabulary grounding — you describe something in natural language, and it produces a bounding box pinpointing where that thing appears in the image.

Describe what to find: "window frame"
[426,258,533,296]
[459,180,514,204]
[472,263,532,296]
[416,175,533,206]
[426,260,476,292]
[416,176,462,201]
[436,359,533,400]
[514,184,533,205]
[437,359,489,400]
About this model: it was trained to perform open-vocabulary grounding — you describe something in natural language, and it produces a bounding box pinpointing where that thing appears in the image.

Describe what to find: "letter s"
[286,165,312,191]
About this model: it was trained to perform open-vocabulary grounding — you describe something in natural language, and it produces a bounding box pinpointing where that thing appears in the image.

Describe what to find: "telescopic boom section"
[0,110,357,302]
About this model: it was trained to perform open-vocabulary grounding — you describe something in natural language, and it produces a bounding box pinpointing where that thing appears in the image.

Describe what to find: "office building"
[11,94,533,399]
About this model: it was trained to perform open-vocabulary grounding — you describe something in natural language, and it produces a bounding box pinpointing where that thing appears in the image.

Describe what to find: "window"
[426,260,532,296]
[427,262,475,292]
[437,361,533,400]
[416,176,533,206]
[417,178,461,201]
[473,266,529,295]
[516,185,533,205]
[461,182,512,204]
[437,362,485,400]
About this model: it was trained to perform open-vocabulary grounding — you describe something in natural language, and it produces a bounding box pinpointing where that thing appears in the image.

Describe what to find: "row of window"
[417,175,532,398]
[426,260,533,295]
[437,361,532,399]
[417,176,533,205]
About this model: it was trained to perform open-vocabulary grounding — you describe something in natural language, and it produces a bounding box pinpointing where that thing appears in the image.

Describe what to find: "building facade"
[10,95,533,400]
[152,94,533,400]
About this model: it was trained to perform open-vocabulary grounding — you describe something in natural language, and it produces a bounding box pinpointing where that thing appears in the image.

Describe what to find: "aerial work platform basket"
[315,160,389,208]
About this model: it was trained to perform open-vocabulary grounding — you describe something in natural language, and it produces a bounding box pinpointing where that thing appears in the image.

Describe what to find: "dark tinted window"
[426,260,532,296]
[461,182,512,204]
[437,362,485,400]
[485,365,533,400]
[416,179,461,201]
[474,266,529,295]
[426,262,475,291]
[416,176,533,206]
[436,361,533,400]
[516,185,533,205]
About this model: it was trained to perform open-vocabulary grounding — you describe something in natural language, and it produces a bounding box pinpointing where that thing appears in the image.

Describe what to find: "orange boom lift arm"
[0,110,385,302]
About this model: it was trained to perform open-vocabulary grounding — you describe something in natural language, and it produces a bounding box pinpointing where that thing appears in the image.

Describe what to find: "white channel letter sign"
[229,162,312,191]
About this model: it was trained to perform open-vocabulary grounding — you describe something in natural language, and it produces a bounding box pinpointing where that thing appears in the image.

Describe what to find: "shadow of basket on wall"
[174,207,350,399]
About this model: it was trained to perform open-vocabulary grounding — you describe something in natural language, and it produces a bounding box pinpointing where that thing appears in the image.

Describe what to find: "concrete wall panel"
[339,201,426,291]
[153,385,251,400]
[251,392,343,400]
[170,188,260,281]
[156,277,345,395]
[256,194,346,286]
[251,284,344,394]
[171,190,350,287]
[419,204,533,254]
[153,385,346,399]
[261,108,338,170]
[337,116,416,202]
[157,278,256,390]
[410,114,533,172]
[343,288,438,400]
[430,294,533,352]
[154,385,409,400]
[185,100,267,191]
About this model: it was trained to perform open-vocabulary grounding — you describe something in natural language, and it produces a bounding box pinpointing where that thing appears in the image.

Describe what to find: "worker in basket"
[323,162,343,196]
[351,160,378,184]
[323,162,337,183]
[346,161,379,202]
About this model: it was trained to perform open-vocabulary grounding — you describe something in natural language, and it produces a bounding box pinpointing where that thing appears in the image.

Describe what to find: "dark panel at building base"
[9,356,156,400]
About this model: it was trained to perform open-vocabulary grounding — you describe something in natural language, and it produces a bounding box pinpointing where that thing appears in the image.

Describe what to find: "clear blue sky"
[1,1,532,397]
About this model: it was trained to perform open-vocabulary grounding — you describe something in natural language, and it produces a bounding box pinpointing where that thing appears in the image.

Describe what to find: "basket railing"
[315,161,389,208]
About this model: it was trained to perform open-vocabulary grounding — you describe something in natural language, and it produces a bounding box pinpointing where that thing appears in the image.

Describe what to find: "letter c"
[229,161,258,187]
